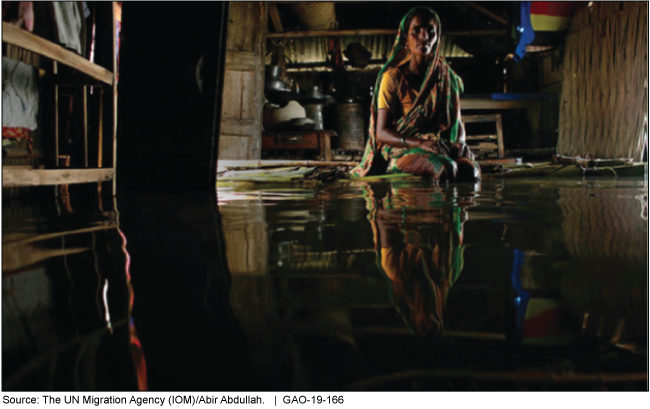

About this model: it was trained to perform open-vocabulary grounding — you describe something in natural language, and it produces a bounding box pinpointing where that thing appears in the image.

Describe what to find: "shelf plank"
[3,148,44,158]
[2,168,114,187]
[2,22,113,85]
[466,134,498,141]
[461,99,531,110]
[464,114,499,123]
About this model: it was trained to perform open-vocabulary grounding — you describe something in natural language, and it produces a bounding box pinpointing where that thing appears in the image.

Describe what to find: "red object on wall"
[530,2,578,17]
[530,1,580,46]
[3,127,34,156]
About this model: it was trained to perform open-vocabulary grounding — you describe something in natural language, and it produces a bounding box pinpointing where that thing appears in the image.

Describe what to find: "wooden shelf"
[466,134,498,141]
[2,22,113,85]
[3,168,114,187]
[461,99,531,110]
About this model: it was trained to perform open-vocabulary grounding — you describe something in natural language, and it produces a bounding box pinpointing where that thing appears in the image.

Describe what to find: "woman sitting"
[351,7,481,182]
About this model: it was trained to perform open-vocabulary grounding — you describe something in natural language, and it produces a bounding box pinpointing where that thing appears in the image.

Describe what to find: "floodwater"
[2,177,648,391]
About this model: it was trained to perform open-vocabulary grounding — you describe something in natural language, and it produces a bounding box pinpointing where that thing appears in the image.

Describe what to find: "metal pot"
[266,79,289,93]
[266,65,282,80]
[301,86,327,104]
[304,104,325,130]
[265,65,289,95]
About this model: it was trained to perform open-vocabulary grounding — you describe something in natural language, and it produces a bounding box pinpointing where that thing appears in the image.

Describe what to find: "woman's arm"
[456,110,466,144]
[439,107,466,144]
[377,109,429,149]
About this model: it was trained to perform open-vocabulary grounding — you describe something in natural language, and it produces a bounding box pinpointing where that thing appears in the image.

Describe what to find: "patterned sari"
[350,7,479,180]
[361,183,467,340]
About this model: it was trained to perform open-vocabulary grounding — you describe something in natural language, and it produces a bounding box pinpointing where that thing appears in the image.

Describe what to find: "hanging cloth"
[52,1,83,54]
[2,57,39,131]
[511,1,535,62]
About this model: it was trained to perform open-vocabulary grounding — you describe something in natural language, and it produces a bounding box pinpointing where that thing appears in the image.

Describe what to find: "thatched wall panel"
[558,2,648,160]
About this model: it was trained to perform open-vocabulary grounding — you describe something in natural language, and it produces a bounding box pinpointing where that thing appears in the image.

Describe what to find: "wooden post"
[496,113,505,159]
[320,132,332,161]
[528,100,542,149]
[111,2,118,194]
[269,3,283,32]
[83,86,88,167]
[98,88,103,168]
[53,62,59,168]
[91,2,117,191]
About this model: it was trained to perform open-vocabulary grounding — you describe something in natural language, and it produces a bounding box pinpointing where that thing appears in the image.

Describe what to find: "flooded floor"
[3,177,647,391]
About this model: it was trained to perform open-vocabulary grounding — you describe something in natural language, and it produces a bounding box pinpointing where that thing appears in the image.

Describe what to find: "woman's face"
[407,14,438,57]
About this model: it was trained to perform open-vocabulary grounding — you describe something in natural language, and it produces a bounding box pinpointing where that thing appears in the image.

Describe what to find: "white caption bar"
[0,392,636,409]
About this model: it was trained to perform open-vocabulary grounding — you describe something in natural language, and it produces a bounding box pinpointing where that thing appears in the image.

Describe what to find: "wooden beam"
[218,159,359,172]
[505,148,557,157]
[4,223,116,246]
[269,3,284,32]
[3,246,90,274]
[465,2,508,26]
[3,168,114,187]
[3,148,43,159]
[461,99,531,110]
[268,28,506,39]
[466,134,498,141]
[464,114,499,123]
[479,158,522,165]
[2,22,114,85]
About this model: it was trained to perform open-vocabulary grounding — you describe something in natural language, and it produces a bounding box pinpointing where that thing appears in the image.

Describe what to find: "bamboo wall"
[558,2,648,160]
[558,187,647,263]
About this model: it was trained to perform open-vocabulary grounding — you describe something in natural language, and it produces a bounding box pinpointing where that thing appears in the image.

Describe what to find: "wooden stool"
[463,114,504,159]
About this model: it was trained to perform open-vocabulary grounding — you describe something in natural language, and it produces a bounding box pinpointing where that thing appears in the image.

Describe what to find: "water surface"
[3,177,647,390]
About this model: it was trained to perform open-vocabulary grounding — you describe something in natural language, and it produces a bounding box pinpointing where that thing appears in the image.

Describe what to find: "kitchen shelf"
[2,22,114,85]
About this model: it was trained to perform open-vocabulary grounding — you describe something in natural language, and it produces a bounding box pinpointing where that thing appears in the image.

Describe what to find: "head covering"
[351,7,465,178]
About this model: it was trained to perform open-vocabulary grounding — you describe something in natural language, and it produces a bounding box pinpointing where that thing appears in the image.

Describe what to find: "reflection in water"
[513,185,647,351]
[2,191,146,391]
[361,183,472,341]
[219,199,303,390]
[3,178,647,390]
[218,178,646,390]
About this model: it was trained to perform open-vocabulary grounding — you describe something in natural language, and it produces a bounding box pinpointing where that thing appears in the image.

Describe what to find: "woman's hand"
[417,139,445,155]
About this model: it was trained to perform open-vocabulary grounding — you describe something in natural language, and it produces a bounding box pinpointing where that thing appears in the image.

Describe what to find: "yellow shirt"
[377,67,419,119]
